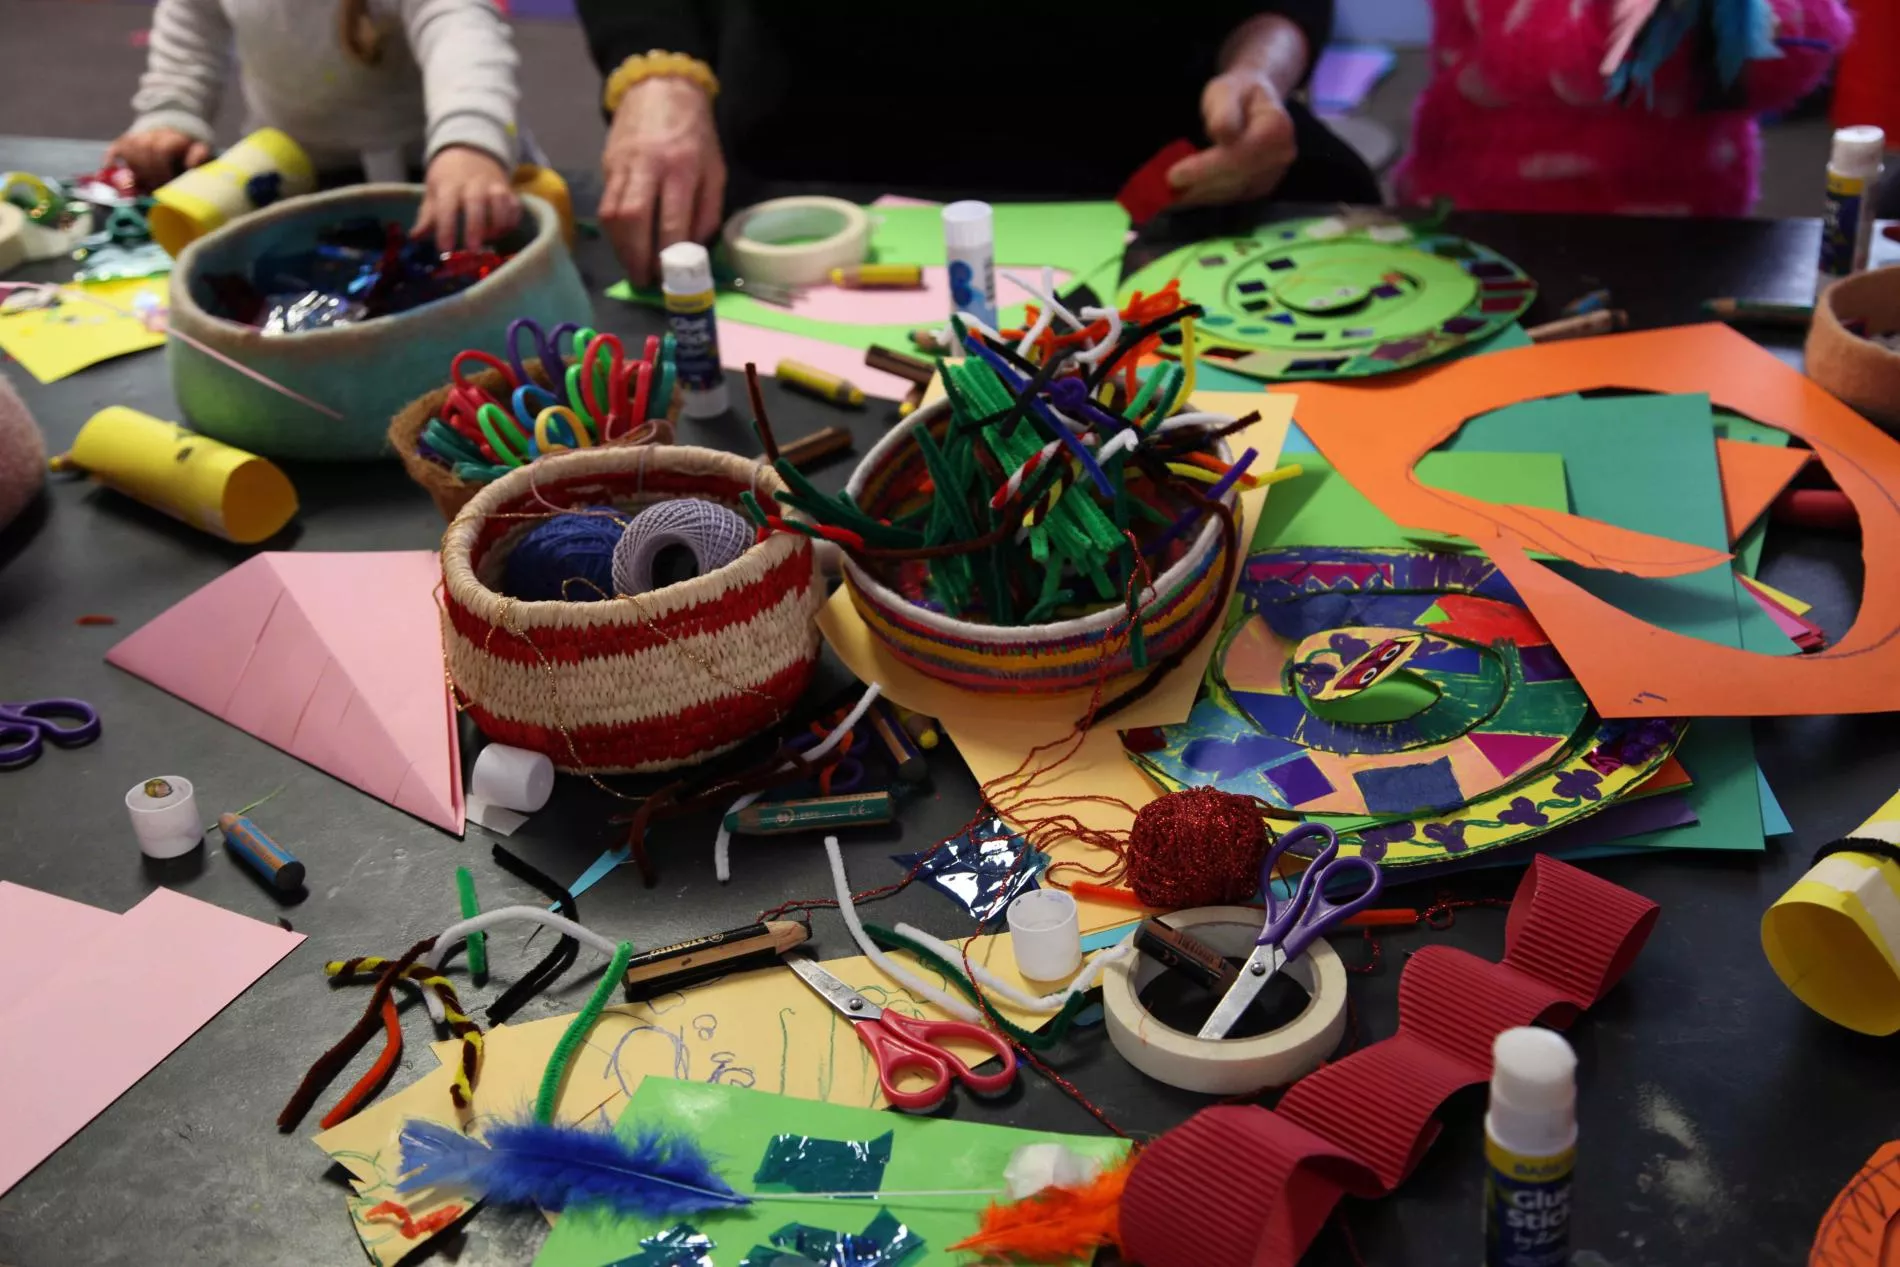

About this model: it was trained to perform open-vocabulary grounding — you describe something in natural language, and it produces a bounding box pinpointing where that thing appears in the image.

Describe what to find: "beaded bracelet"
[602,49,720,113]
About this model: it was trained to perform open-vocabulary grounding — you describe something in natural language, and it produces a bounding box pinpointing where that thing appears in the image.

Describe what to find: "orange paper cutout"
[1716,437,1810,544]
[1811,1141,1900,1267]
[1288,324,1900,718]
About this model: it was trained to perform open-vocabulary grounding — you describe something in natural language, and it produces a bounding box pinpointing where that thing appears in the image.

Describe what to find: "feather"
[397,1118,749,1217]
[948,1154,1134,1262]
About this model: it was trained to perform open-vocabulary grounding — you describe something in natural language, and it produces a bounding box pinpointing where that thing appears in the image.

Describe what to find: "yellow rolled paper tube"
[148,128,316,256]
[1763,791,1900,1035]
[54,407,297,543]
[513,164,574,246]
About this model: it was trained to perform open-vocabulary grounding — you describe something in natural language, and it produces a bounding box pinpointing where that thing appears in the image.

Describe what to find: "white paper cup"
[1008,889,1082,982]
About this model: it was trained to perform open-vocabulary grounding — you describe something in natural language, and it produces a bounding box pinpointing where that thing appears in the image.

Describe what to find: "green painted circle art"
[1118,216,1535,381]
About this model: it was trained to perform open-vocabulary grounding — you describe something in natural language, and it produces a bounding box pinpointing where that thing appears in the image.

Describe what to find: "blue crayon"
[219,813,306,892]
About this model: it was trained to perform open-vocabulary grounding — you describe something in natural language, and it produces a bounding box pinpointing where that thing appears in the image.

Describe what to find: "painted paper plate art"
[1117,216,1536,381]
[1131,547,1684,868]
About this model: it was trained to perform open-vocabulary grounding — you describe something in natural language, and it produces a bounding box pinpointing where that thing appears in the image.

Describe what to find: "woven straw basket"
[839,397,1236,695]
[391,355,677,521]
[442,444,823,773]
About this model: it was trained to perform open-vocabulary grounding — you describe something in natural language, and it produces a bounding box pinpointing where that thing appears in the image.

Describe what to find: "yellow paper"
[0,278,168,383]
[60,406,298,543]
[819,391,1294,932]
[1745,575,1814,616]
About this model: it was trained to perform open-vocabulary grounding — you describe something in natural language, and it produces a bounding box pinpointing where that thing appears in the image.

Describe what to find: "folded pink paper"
[105,551,463,833]
[0,887,303,1196]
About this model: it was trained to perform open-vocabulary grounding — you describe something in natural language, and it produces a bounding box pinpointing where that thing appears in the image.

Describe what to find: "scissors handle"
[858,1011,1016,1112]
[6,698,101,747]
[0,722,42,770]
[1277,852,1385,964]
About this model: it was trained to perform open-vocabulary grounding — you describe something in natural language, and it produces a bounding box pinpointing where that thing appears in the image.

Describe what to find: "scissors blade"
[1196,943,1286,1040]
[786,956,884,1022]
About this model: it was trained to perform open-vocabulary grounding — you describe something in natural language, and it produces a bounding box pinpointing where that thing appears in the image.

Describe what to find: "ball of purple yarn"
[502,507,627,602]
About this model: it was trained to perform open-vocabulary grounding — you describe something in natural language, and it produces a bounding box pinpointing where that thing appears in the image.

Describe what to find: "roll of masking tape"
[722,196,870,287]
[470,743,555,813]
[0,202,25,276]
[1764,795,1900,1035]
[1103,905,1347,1094]
[126,775,203,859]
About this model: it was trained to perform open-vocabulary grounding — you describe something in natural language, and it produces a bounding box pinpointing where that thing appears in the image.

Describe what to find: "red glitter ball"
[1125,787,1269,908]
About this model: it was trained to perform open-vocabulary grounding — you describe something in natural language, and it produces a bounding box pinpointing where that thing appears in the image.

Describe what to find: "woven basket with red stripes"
[441,444,822,773]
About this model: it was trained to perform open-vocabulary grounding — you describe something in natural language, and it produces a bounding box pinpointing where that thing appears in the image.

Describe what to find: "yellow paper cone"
[57,406,298,543]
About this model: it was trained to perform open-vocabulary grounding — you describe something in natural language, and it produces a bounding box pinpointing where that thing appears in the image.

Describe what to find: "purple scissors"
[505,317,582,386]
[1196,822,1382,1039]
[0,697,102,770]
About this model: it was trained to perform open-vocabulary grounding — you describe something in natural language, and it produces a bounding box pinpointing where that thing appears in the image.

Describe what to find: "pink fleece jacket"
[1393,0,1852,215]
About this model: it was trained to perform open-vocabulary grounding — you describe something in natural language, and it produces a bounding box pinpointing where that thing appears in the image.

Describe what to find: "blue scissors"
[0,698,102,771]
[504,316,582,387]
[1197,822,1383,1039]
[788,727,868,794]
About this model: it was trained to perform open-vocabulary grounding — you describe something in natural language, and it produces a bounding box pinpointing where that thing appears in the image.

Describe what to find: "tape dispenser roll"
[0,202,25,276]
[1103,905,1347,1095]
[722,196,870,287]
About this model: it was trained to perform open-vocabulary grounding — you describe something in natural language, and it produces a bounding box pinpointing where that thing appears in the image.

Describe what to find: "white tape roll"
[125,775,203,859]
[1103,905,1347,1095]
[0,202,25,277]
[722,196,870,287]
[471,743,555,813]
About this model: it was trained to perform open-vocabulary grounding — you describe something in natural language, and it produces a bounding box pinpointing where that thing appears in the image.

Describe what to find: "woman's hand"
[599,76,725,286]
[105,127,211,191]
[1166,67,1300,207]
[415,144,521,251]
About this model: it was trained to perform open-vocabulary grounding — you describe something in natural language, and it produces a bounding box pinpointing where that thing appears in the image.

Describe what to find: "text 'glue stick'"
[1483,1027,1576,1267]
[1818,125,1886,291]
[660,241,729,418]
[943,200,998,330]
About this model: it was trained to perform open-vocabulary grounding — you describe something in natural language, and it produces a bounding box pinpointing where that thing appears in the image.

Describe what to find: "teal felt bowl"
[166,184,591,461]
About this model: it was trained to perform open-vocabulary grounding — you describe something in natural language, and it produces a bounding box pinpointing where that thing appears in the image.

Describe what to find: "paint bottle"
[1818,125,1886,291]
[659,241,729,418]
[942,200,998,330]
[1483,1027,1576,1267]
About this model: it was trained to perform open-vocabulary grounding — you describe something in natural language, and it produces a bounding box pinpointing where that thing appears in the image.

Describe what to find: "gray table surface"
[2,135,1897,1267]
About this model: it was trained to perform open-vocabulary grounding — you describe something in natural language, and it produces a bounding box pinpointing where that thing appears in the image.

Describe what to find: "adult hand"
[1167,67,1299,207]
[599,76,725,287]
[415,145,520,251]
[105,127,211,191]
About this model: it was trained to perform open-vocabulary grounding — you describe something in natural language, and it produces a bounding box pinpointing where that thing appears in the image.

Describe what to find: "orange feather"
[949,1154,1134,1262]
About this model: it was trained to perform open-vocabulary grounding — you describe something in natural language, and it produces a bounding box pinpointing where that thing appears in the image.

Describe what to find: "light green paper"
[532,1079,1130,1267]
[1254,451,1568,553]
[607,202,1132,354]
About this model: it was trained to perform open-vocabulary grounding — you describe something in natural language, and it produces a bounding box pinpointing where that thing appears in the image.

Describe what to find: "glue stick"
[1818,125,1886,291]
[659,241,729,418]
[1483,1027,1576,1267]
[942,200,998,330]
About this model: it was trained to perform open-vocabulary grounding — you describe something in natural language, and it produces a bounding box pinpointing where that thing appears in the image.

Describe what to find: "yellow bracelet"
[603,50,719,114]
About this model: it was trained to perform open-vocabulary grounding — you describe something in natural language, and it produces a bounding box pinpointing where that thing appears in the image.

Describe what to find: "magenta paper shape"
[105,551,463,833]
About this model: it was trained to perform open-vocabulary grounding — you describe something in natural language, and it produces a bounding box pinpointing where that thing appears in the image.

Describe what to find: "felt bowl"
[1808,269,1900,432]
[166,184,592,461]
[838,396,1238,695]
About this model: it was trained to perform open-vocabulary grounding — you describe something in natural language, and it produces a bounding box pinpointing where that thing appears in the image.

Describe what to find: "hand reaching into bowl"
[105,126,211,191]
[414,144,521,252]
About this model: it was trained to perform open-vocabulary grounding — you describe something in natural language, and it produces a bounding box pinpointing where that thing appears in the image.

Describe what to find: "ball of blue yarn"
[503,507,627,602]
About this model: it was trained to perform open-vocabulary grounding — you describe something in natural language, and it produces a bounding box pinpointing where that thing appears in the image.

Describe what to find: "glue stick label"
[1483,1137,1573,1267]
[1820,169,1868,282]
[664,288,722,391]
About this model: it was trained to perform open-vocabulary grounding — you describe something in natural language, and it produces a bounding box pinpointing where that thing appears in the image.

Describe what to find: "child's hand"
[106,127,210,191]
[415,145,521,251]
[1167,68,1299,207]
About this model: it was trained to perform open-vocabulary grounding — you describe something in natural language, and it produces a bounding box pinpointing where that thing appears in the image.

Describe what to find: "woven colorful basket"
[442,445,823,773]
[839,397,1237,695]
[391,355,676,521]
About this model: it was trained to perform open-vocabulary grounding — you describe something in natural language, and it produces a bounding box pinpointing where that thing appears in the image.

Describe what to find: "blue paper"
[754,1132,893,1195]
[1758,767,1793,836]
[891,816,1046,923]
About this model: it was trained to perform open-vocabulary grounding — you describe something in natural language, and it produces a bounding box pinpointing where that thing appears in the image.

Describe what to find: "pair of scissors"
[786,955,1017,1112]
[788,726,867,793]
[0,698,102,771]
[505,316,582,387]
[1196,822,1383,1040]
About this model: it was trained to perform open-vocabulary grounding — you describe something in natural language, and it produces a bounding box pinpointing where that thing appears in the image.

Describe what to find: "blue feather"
[397,1117,750,1217]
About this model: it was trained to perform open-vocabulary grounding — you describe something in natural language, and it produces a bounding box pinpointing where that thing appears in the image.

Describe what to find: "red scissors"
[786,955,1016,1112]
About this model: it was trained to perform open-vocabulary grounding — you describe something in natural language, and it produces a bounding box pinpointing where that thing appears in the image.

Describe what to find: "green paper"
[1254,451,1568,552]
[532,1080,1131,1267]
[1447,392,1770,853]
[1712,407,1794,577]
[607,202,1131,354]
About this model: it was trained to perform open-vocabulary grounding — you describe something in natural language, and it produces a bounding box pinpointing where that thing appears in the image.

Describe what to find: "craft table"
[0,134,1895,1267]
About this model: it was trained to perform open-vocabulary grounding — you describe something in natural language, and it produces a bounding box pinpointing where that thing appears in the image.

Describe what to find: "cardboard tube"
[1764,846,1900,1035]
[56,407,297,543]
[149,128,316,256]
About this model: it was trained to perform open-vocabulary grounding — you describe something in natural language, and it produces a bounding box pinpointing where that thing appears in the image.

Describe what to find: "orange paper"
[1716,437,1810,544]
[1812,1141,1900,1266]
[1288,324,1900,718]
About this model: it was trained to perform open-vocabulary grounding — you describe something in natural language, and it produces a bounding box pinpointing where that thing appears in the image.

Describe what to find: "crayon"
[623,919,809,998]
[219,812,305,893]
[1135,918,1239,992]
[1702,297,1814,327]
[776,358,866,407]
[892,705,940,749]
[1525,309,1626,342]
[868,698,927,782]
[831,263,926,289]
[898,383,926,418]
[865,344,936,385]
[775,425,854,470]
[724,790,894,835]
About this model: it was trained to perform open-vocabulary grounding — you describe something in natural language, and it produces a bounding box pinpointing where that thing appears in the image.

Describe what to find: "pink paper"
[718,322,918,401]
[0,883,120,1016]
[0,887,303,1195]
[782,266,1073,326]
[106,551,463,833]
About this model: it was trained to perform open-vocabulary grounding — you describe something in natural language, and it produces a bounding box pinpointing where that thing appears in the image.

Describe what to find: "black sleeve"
[574,0,719,82]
